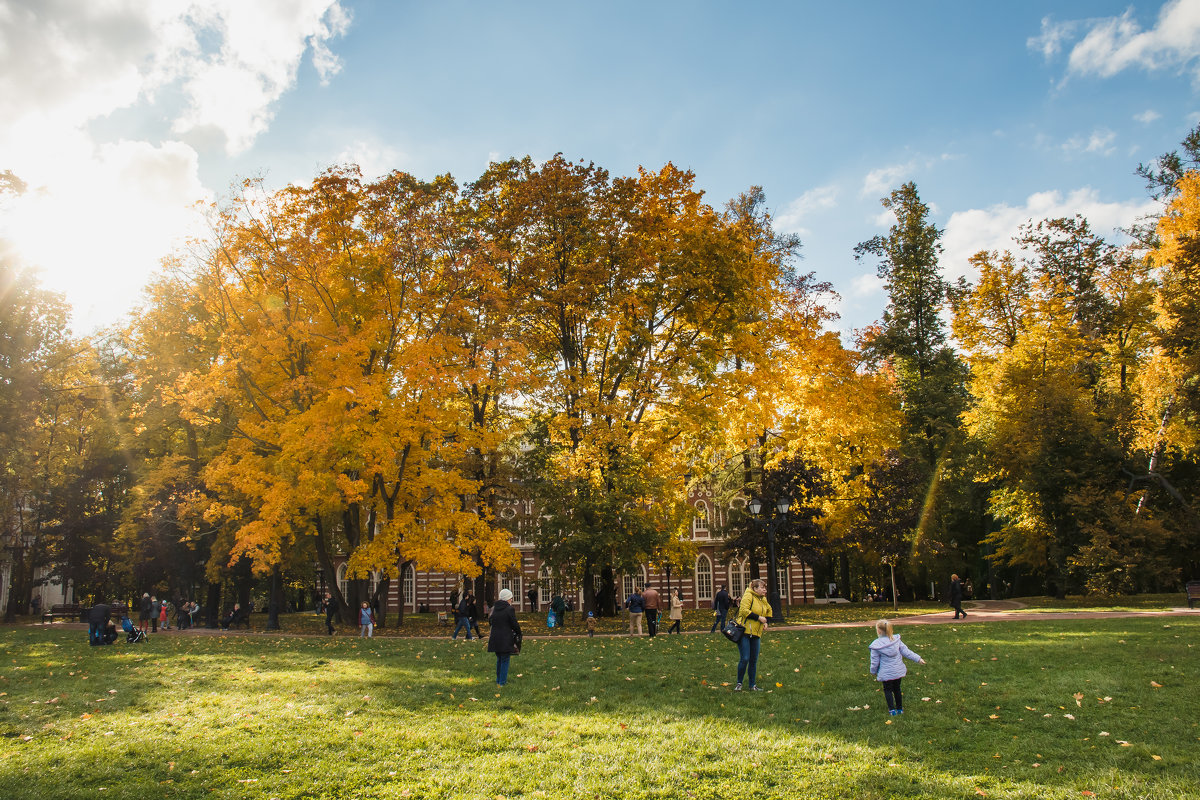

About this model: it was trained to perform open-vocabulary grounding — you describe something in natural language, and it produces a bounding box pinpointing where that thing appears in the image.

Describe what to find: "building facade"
[328,487,815,614]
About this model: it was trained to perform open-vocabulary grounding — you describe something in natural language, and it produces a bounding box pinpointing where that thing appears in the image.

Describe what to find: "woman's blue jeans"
[737,634,761,686]
[495,653,511,685]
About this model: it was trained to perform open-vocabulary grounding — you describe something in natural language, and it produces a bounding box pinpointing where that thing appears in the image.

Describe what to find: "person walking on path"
[139,593,151,633]
[323,592,337,635]
[710,584,732,633]
[667,588,684,634]
[452,594,474,640]
[624,587,645,636]
[488,588,522,686]
[868,619,926,715]
[949,574,966,619]
[735,578,772,691]
[641,585,661,637]
[359,601,375,638]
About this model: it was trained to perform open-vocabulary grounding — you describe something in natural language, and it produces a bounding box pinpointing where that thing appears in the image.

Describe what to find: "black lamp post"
[748,495,791,623]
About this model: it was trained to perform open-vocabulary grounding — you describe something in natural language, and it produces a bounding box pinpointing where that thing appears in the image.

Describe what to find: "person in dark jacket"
[526,586,538,612]
[710,584,732,633]
[87,602,112,646]
[487,588,522,686]
[452,594,474,640]
[466,593,483,639]
[949,574,966,619]
[149,596,161,633]
[323,592,337,635]
[139,593,151,631]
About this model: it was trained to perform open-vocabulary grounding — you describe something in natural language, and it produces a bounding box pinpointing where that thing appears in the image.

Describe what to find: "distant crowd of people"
[80,574,975,715]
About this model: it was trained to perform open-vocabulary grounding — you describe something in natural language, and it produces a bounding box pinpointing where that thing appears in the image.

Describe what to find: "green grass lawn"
[1010,594,1191,612]
[2,616,1196,799]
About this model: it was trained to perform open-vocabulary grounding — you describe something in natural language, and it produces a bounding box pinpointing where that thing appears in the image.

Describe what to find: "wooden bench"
[42,604,82,623]
[1186,581,1200,609]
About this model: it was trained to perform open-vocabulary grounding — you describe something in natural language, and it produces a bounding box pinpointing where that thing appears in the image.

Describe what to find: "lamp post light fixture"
[747,495,791,623]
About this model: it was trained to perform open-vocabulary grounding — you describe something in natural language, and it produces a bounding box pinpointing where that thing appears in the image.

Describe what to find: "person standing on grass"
[466,592,483,639]
[488,588,522,686]
[323,591,337,635]
[667,588,684,634]
[641,584,661,637]
[868,619,925,715]
[150,596,161,633]
[139,592,151,632]
[359,601,374,638]
[710,584,731,633]
[159,599,170,631]
[586,611,596,637]
[735,578,772,691]
[526,585,538,613]
[949,574,966,619]
[87,601,111,646]
[624,587,645,636]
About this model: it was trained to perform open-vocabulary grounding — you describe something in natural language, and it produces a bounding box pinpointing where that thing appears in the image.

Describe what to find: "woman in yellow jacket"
[735,578,773,691]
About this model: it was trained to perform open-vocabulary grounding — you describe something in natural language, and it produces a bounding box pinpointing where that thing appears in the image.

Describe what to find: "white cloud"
[1135,109,1163,123]
[0,0,351,330]
[334,140,405,180]
[1028,15,1082,59]
[861,162,915,199]
[940,188,1160,283]
[849,272,885,298]
[776,185,838,233]
[1064,128,1118,156]
[1032,1,1200,83]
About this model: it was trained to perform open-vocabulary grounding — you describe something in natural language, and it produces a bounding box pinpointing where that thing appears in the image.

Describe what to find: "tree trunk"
[314,516,347,623]
[204,581,221,628]
[266,565,282,630]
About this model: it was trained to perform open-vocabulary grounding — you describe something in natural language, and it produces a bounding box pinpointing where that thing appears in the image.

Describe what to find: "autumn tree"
[853,182,969,594]
[493,158,789,613]
[166,168,517,624]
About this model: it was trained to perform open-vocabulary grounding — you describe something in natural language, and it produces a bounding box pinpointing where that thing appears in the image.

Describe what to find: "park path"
[26,600,1200,641]
[772,599,1200,632]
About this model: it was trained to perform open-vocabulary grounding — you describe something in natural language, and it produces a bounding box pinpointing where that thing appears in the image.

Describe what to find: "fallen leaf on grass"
[1151,755,1162,761]
[1150,681,1163,688]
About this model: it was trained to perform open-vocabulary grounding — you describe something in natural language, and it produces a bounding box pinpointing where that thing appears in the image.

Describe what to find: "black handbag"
[722,619,745,644]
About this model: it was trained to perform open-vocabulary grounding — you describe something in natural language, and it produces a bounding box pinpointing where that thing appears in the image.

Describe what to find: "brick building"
[326,487,814,614]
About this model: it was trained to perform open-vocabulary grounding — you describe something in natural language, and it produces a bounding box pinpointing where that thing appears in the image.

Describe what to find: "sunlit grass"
[1,616,1197,799]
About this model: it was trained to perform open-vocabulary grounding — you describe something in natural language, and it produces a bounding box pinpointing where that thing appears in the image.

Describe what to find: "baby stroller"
[122,615,147,644]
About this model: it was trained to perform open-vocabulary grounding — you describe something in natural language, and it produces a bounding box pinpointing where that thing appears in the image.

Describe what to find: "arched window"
[693,501,709,538]
[402,564,415,610]
[539,566,552,606]
[729,559,749,599]
[695,555,713,603]
[336,563,348,598]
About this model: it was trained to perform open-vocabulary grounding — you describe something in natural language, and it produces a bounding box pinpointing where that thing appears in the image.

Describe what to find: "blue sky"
[2,1,1197,334]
